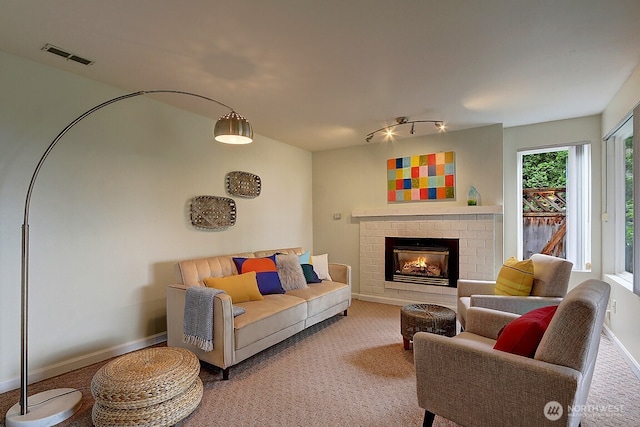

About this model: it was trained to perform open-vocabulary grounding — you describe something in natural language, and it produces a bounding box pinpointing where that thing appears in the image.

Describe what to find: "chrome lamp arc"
[5,89,252,427]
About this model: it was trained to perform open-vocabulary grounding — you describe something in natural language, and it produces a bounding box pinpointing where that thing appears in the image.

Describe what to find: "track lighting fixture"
[365,116,445,142]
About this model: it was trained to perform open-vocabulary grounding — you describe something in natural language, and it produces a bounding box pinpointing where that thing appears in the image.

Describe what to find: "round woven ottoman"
[401,303,456,350]
[91,347,203,427]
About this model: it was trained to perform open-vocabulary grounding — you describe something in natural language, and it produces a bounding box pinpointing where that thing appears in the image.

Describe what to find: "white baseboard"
[603,325,640,380]
[0,332,167,394]
[352,293,456,311]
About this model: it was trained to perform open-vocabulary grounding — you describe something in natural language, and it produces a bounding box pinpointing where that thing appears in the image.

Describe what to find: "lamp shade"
[214,111,253,144]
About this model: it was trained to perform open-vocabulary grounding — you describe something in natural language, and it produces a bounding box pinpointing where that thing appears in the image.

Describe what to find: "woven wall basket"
[226,171,261,198]
[190,195,236,229]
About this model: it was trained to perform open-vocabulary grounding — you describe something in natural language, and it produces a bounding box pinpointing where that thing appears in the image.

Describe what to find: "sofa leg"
[343,309,348,316]
[222,367,230,380]
[423,410,435,427]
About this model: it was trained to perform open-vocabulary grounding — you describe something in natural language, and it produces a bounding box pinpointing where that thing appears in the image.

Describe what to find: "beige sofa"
[166,247,351,379]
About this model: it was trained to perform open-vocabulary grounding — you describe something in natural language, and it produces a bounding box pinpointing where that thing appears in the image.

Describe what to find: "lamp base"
[5,388,82,427]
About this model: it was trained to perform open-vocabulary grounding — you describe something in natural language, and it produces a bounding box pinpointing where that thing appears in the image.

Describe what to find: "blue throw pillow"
[298,250,311,264]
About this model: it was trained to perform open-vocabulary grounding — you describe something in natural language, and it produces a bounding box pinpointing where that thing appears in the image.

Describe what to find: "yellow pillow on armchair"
[494,257,534,296]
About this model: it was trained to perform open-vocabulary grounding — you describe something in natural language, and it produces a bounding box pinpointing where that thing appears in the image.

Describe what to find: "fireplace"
[385,237,459,287]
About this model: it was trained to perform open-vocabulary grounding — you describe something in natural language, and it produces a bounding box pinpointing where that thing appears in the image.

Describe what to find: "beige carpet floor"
[1,299,639,426]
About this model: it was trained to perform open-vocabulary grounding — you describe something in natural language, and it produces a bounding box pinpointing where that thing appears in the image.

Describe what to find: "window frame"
[634,111,640,296]
[609,118,633,277]
[604,109,640,296]
[517,142,592,271]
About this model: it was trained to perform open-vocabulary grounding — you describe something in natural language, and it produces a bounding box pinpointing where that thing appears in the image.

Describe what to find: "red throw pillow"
[493,305,558,357]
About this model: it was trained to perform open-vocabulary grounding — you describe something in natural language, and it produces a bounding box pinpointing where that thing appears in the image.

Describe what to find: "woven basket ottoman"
[401,303,456,350]
[91,347,203,427]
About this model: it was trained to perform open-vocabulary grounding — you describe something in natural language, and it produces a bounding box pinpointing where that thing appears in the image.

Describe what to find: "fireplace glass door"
[392,246,449,286]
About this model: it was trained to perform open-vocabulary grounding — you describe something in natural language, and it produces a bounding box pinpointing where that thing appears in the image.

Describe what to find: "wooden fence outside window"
[522,188,566,258]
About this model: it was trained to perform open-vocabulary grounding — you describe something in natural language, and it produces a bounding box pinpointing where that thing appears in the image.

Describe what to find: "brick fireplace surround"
[353,205,503,308]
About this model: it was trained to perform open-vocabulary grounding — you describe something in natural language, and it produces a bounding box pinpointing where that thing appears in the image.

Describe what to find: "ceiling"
[1,1,640,152]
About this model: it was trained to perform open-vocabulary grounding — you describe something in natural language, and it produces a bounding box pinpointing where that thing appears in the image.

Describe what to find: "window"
[517,143,591,271]
[624,127,633,274]
[606,115,636,291]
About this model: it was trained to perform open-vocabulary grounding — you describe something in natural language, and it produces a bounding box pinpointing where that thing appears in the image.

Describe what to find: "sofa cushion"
[178,253,254,286]
[301,264,322,283]
[286,281,349,318]
[233,294,307,349]
[494,257,534,296]
[493,305,557,357]
[253,247,303,258]
[203,272,264,304]
[276,254,308,291]
[233,255,286,295]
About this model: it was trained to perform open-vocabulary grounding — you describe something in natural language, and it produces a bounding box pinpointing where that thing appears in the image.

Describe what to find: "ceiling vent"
[41,43,94,66]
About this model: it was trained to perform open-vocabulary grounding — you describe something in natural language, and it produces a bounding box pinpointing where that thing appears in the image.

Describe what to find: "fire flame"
[402,256,442,277]
[405,257,427,268]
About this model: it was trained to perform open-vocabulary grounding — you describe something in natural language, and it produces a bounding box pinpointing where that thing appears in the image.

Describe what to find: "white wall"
[600,63,640,369]
[0,51,313,390]
[312,124,504,295]
[503,115,602,287]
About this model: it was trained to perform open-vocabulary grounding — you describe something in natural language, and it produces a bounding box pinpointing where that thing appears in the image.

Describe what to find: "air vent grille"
[41,43,94,66]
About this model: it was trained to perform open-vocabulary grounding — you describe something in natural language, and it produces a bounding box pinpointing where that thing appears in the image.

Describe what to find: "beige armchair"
[457,253,573,329]
[415,279,610,427]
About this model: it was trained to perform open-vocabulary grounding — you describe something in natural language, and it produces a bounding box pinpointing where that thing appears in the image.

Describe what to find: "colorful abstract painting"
[387,152,455,202]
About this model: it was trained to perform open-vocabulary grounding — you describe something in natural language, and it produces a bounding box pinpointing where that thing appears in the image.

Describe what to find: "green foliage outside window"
[522,151,568,189]
[625,136,634,273]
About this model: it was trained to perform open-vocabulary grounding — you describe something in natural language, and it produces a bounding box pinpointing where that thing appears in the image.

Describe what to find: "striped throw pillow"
[494,257,534,296]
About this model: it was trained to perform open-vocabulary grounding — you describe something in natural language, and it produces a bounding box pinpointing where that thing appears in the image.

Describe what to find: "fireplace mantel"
[352,205,502,218]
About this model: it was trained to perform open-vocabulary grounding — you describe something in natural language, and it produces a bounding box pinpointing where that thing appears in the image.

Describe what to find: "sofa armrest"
[168,283,190,291]
[470,295,563,315]
[328,263,351,286]
[457,279,496,297]
[465,307,520,340]
[166,284,235,370]
[414,332,582,426]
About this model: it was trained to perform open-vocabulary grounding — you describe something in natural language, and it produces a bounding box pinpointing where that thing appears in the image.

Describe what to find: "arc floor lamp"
[5,89,253,427]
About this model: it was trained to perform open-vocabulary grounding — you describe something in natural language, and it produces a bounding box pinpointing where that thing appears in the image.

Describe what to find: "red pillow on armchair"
[493,305,558,357]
